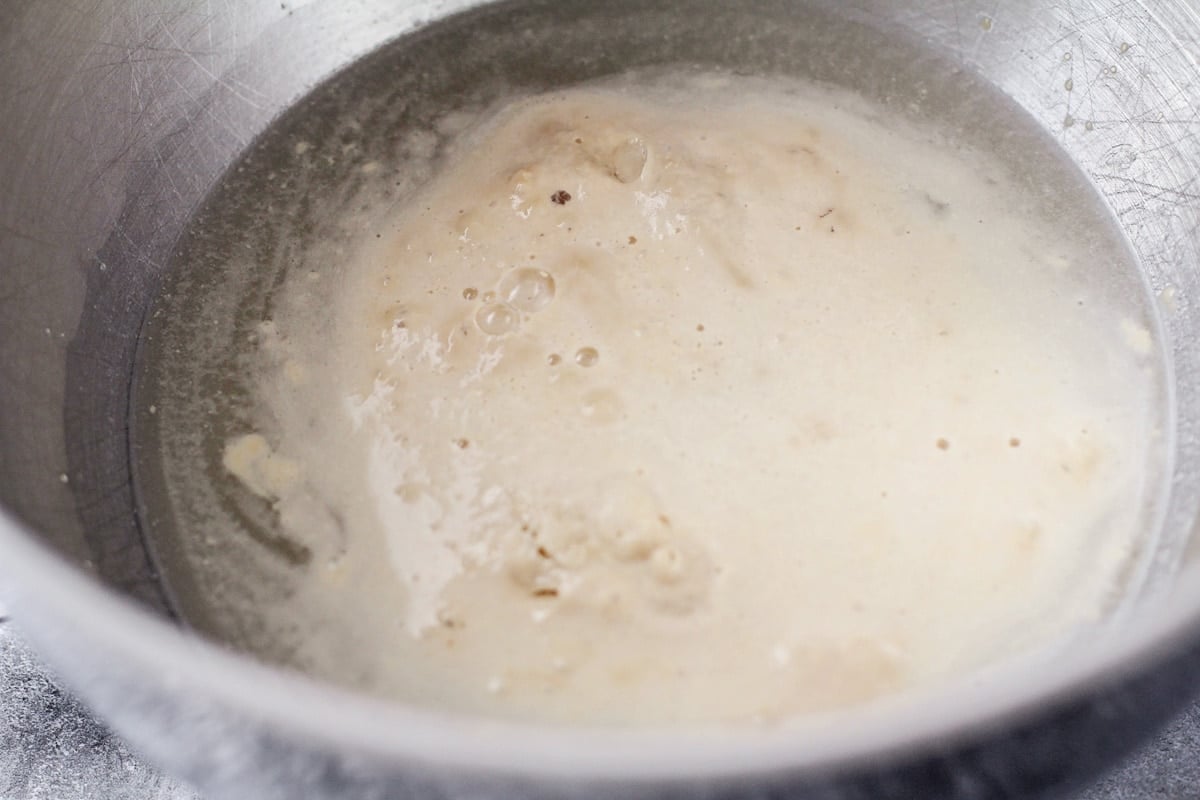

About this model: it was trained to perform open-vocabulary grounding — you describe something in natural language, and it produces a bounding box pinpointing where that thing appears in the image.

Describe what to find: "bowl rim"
[2,505,1200,781]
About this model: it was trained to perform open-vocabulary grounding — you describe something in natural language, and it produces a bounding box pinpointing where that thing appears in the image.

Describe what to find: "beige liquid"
[223,76,1158,725]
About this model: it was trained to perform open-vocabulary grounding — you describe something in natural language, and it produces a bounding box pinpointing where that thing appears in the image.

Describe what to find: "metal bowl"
[2,2,1200,798]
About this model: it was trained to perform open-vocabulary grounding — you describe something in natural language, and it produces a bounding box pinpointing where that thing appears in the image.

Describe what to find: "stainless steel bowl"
[3,2,1200,798]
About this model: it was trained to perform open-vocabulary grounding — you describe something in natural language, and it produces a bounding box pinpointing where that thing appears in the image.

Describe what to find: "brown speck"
[658,514,672,527]
[628,235,638,244]
[829,226,836,233]
[1009,437,1021,448]
[455,438,470,449]
[533,588,559,598]
[462,287,478,300]
[551,190,572,205]
[574,137,583,144]
[819,208,834,219]
[696,324,705,332]
[936,438,950,451]
[536,547,551,559]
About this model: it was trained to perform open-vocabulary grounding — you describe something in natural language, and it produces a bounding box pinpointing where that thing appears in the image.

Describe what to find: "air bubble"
[547,353,562,366]
[499,268,556,312]
[475,303,520,336]
[611,138,647,183]
[462,287,478,300]
[575,347,600,367]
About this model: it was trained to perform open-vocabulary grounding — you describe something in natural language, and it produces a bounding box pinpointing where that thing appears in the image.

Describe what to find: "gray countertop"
[0,620,198,800]
[1,616,1197,800]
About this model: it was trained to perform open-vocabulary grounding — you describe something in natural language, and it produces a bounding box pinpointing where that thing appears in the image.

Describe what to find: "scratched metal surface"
[3,1,1200,799]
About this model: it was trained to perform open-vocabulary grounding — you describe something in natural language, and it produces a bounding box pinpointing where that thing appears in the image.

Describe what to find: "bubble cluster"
[470,267,560,337]
[499,268,556,312]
